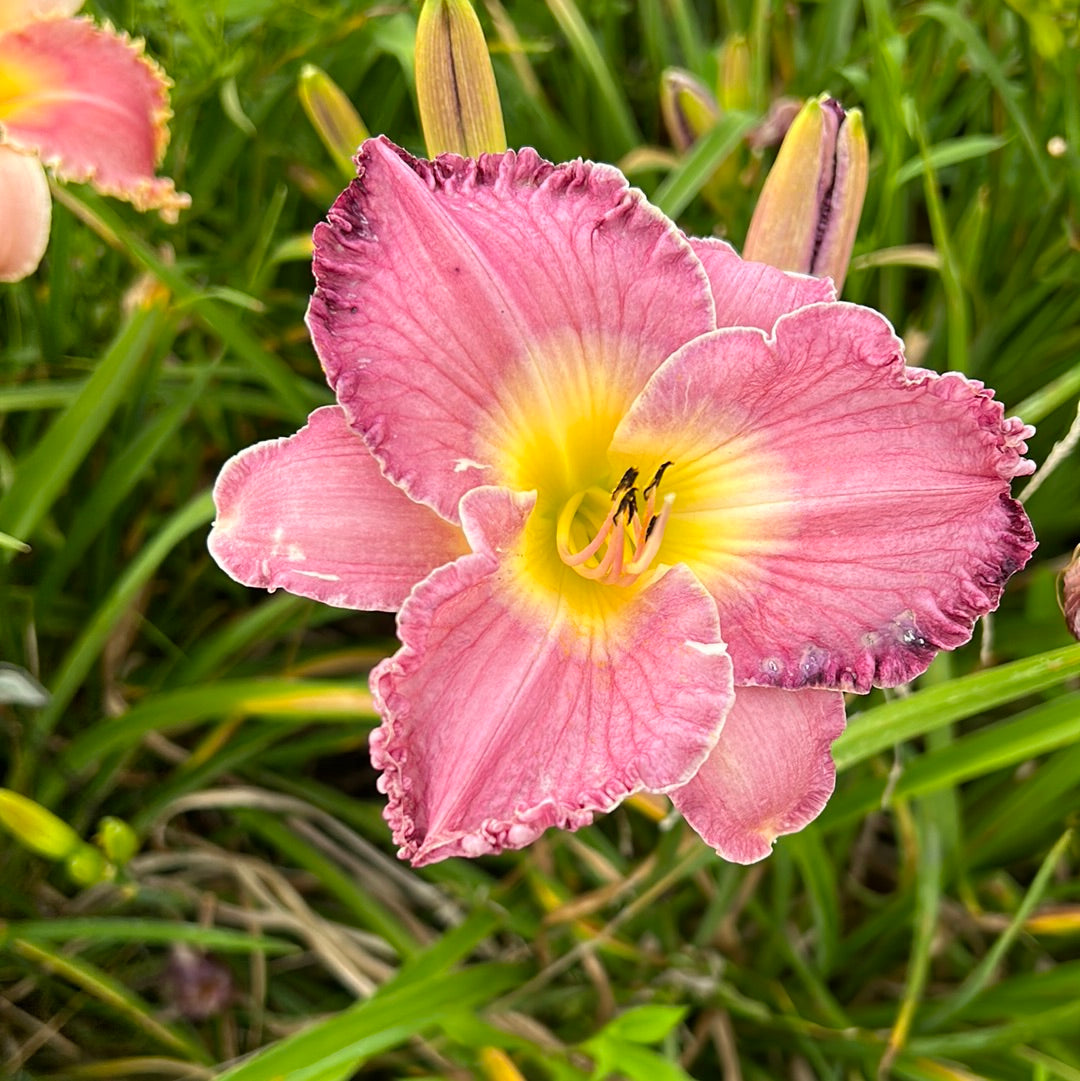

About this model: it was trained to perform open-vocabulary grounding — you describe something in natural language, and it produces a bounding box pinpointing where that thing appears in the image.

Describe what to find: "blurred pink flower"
[0,0,189,282]
[210,137,1036,866]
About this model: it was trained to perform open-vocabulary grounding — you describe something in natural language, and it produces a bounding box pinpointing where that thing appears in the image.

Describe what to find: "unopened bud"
[65,844,113,887]
[660,68,719,154]
[415,0,506,158]
[718,36,750,112]
[0,789,81,861]
[299,65,369,180]
[743,94,869,292]
[96,816,139,865]
[1062,544,1080,641]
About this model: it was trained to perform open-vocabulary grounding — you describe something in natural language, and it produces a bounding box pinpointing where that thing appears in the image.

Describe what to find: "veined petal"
[613,302,1036,692]
[371,485,734,866]
[0,0,81,32]
[0,145,50,281]
[690,237,836,331]
[0,17,190,218]
[308,137,715,523]
[670,686,845,863]
[209,406,467,612]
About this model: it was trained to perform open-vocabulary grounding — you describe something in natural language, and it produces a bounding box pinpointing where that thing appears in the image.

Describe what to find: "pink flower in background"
[209,137,1036,867]
[0,0,190,282]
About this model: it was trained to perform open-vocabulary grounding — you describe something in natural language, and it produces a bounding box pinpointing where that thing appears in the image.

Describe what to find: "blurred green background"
[2,1,1080,1078]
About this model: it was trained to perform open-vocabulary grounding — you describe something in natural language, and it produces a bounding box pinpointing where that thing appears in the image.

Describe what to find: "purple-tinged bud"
[660,68,719,154]
[746,97,802,151]
[1062,544,1080,641]
[415,0,506,158]
[743,94,869,292]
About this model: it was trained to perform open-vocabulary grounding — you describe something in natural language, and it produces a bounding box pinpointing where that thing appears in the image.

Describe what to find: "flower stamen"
[556,463,675,587]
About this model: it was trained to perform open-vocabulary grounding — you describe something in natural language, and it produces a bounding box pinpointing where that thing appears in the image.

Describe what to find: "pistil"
[556,462,674,587]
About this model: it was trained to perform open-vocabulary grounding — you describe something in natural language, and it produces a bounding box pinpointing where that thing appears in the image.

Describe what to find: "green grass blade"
[652,111,756,219]
[24,492,217,777]
[1,919,297,955]
[213,963,524,1081]
[544,0,641,153]
[834,644,1080,771]
[0,303,174,547]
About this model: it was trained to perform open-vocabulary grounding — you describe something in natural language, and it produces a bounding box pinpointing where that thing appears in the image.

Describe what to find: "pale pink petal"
[0,146,50,281]
[690,237,836,331]
[0,18,190,219]
[209,406,468,612]
[670,686,845,862]
[613,302,1036,691]
[0,0,81,32]
[308,137,715,523]
[371,485,734,866]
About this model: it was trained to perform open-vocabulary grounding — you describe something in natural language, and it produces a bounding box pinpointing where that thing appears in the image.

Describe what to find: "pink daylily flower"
[209,137,1036,867]
[0,0,189,282]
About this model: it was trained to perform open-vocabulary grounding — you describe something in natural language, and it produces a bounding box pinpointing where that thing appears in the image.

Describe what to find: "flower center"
[555,462,674,587]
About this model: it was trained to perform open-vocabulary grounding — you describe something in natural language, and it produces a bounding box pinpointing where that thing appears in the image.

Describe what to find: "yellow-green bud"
[96,816,139,865]
[743,94,869,292]
[0,789,81,861]
[718,35,751,112]
[298,64,369,181]
[659,68,719,154]
[415,0,506,158]
[65,844,112,887]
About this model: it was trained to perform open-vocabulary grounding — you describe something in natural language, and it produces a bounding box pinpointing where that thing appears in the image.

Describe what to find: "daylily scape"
[0,0,188,281]
[210,137,1036,867]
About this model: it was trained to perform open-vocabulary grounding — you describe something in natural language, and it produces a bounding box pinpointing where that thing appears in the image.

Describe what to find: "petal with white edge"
[613,302,1036,691]
[670,685,845,863]
[0,17,189,218]
[371,485,734,866]
[209,406,468,613]
[308,137,715,523]
[690,237,836,331]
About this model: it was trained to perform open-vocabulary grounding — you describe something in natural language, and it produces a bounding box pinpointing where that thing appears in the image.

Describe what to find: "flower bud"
[1062,544,1080,641]
[96,816,139,865]
[660,68,719,154]
[298,64,369,180]
[0,788,81,861]
[65,844,112,887]
[743,94,868,292]
[718,35,750,112]
[415,0,506,158]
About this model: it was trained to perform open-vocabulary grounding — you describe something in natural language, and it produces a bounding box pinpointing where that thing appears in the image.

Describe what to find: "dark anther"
[611,467,639,500]
[644,516,658,541]
[643,461,673,501]
[618,487,639,521]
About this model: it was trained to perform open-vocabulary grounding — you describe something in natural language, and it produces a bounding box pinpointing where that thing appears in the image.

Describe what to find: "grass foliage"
[2,1,1080,1078]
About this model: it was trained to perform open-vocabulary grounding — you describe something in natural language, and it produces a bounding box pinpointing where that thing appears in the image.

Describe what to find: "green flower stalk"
[415,0,506,158]
[299,64,369,180]
[743,94,869,292]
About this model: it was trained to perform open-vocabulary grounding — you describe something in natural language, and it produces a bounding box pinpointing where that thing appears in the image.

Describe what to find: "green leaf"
[0,303,174,547]
[213,963,523,1081]
[600,1005,688,1044]
[834,644,1080,771]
